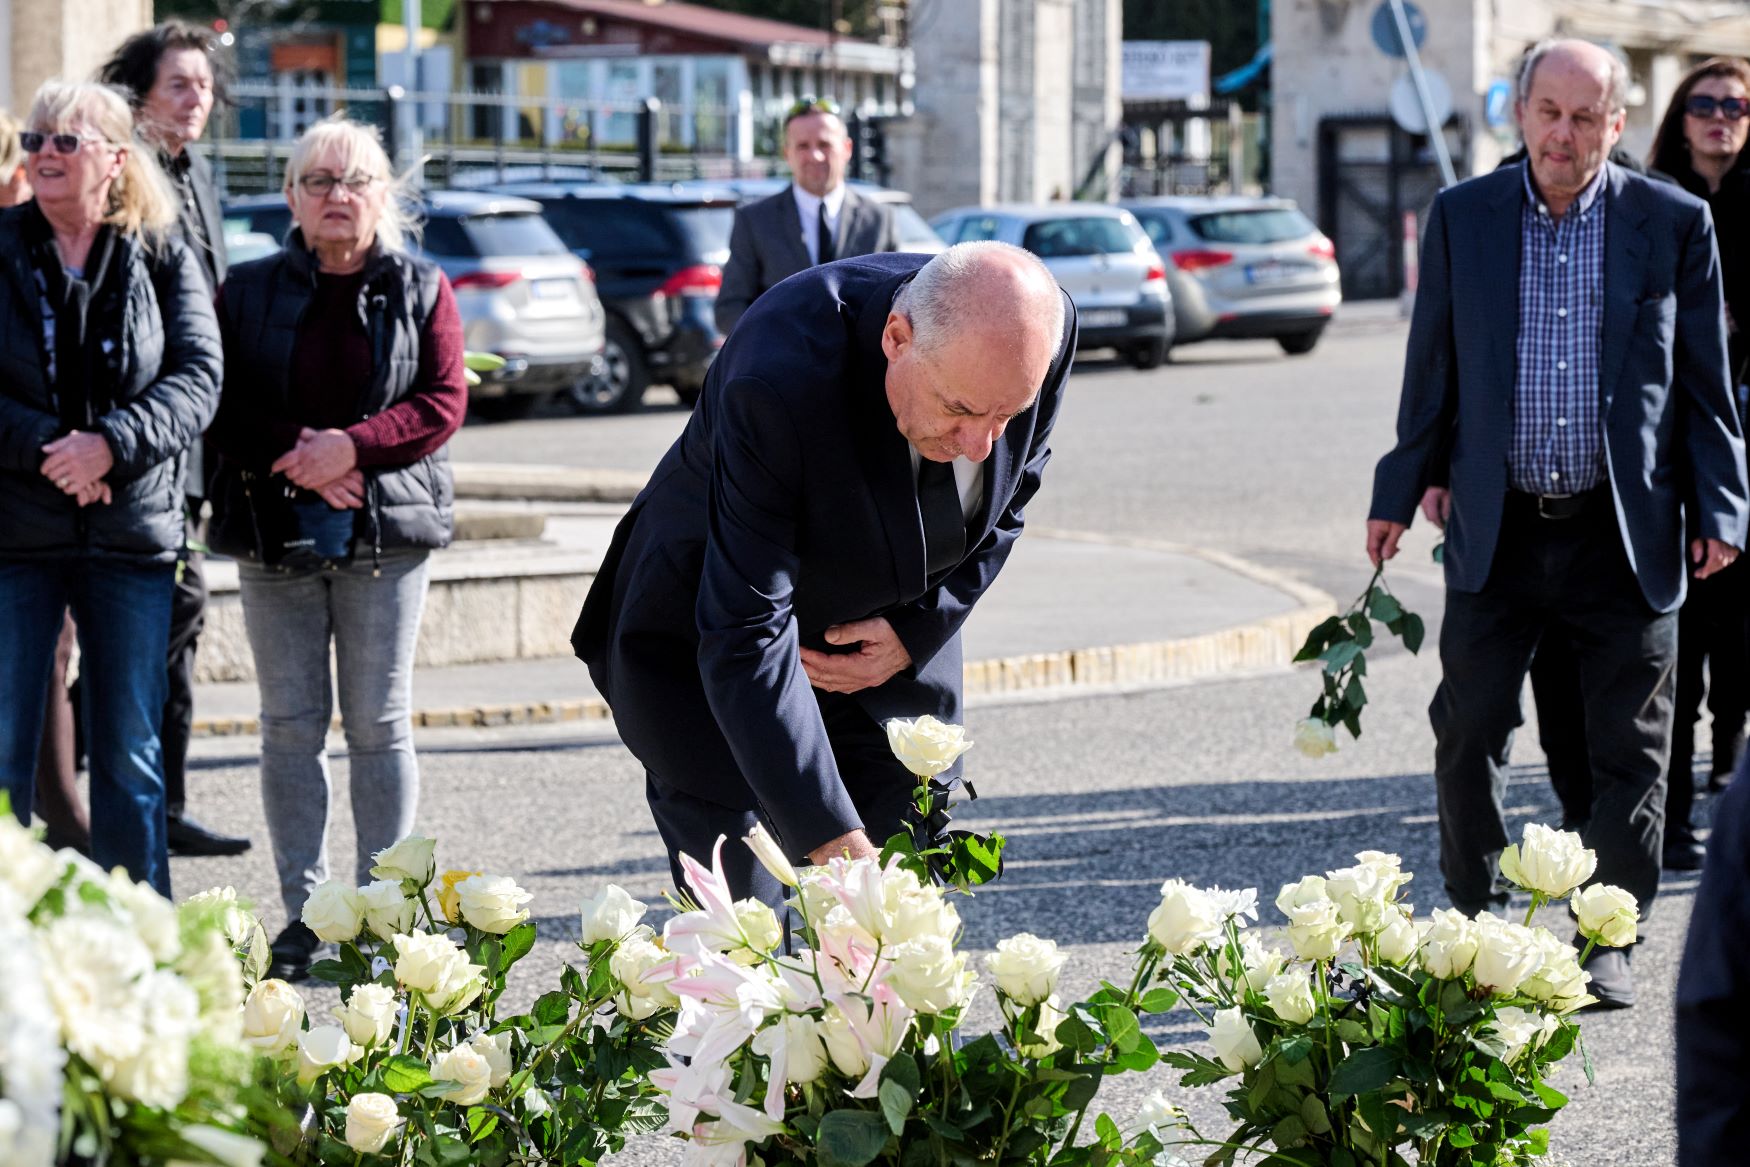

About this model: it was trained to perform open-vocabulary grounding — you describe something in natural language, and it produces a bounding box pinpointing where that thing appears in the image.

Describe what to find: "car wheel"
[1278,328,1325,356]
[469,393,545,421]
[567,318,649,414]
[673,383,702,408]
[1126,338,1169,370]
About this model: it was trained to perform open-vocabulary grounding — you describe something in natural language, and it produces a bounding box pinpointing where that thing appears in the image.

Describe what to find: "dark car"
[484,181,741,411]
[222,191,606,419]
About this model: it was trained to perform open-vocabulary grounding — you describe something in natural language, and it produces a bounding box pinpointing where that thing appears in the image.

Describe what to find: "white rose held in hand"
[1209,1007,1264,1071]
[1148,880,1223,954]
[456,874,533,934]
[1293,717,1339,758]
[884,715,974,777]
[1572,883,1639,947]
[358,880,416,942]
[345,1092,404,1155]
[431,1044,494,1105]
[983,932,1066,1006]
[370,834,437,887]
[1499,823,1597,899]
[338,983,399,1048]
[300,880,365,943]
[580,884,648,944]
[240,978,305,1056]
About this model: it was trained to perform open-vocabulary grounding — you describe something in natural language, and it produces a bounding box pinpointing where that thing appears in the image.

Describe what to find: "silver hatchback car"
[929,204,1173,368]
[1120,197,1340,355]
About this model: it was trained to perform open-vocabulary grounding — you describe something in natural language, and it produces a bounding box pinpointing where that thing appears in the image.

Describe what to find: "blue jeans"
[238,550,429,919]
[0,557,175,895]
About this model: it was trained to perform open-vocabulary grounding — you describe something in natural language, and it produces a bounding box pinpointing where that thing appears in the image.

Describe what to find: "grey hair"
[1517,39,1630,114]
[283,114,421,250]
[893,240,1065,357]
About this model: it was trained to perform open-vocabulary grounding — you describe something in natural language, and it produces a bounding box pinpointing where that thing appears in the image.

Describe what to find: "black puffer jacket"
[207,235,454,562]
[0,205,223,562]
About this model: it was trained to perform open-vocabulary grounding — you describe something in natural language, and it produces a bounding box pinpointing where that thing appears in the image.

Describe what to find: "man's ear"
[881,311,912,362]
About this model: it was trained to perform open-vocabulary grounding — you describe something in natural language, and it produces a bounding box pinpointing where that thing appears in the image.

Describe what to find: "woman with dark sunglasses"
[1648,57,1750,869]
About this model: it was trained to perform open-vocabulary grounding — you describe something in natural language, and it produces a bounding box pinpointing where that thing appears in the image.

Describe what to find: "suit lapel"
[837,190,865,256]
[777,186,813,273]
[851,271,928,595]
[1597,167,1647,419]
[1485,169,1523,406]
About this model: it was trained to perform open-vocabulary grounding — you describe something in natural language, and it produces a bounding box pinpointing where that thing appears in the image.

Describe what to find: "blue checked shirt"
[1510,162,1608,495]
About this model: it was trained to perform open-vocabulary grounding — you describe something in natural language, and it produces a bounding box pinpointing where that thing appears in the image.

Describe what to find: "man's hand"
[41,431,115,496]
[1366,519,1409,568]
[313,469,366,510]
[272,427,359,490]
[800,617,913,694]
[1419,486,1451,530]
[1692,537,1740,580]
[808,828,878,866]
[74,481,112,508]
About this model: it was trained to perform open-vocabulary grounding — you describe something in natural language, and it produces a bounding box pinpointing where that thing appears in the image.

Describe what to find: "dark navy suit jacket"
[573,252,1076,856]
[1370,162,1749,613]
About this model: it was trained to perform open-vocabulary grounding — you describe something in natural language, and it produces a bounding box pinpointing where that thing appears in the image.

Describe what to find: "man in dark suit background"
[1367,39,1749,1007]
[714,98,899,336]
[575,242,1073,905]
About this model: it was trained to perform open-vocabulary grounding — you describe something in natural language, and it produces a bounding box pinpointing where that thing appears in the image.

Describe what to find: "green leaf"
[1300,1094,1332,1136]
[1270,1114,1308,1149]
[815,1110,892,1167]
[948,832,1004,887]
[1367,590,1403,622]
[1293,616,1346,662]
[1138,987,1179,1014]
[878,1080,913,1136]
[380,1055,435,1093]
[1346,612,1374,648]
[1319,640,1362,675]
[1399,612,1426,654]
[1327,1046,1399,1100]
[532,991,571,1028]
[1094,1112,1123,1148]
[1055,1012,1100,1055]
[1341,675,1367,712]
[1094,1004,1142,1055]
[501,921,538,967]
[881,1052,921,1096]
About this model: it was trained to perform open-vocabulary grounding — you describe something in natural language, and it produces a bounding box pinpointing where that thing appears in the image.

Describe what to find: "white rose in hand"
[983,932,1067,1007]
[1293,717,1339,758]
[241,979,305,1056]
[301,880,365,944]
[456,874,533,935]
[884,715,974,778]
[1208,1007,1263,1071]
[1499,823,1596,898]
[1488,1005,1559,1062]
[370,835,437,887]
[1572,883,1639,948]
[345,1093,404,1155]
[579,884,647,944]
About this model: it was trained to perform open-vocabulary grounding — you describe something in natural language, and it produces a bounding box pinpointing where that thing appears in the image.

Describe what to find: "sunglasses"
[297,171,377,197]
[1685,94,1750,121]
[784,96,841,122]
[20,130,111,154]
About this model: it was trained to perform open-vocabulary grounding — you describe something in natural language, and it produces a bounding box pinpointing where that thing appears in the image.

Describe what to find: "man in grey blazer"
[715,99,899,335]
[1367,40,1750,1008]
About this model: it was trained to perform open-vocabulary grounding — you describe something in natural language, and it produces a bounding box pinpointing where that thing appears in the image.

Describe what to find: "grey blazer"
[1370,162,1750,614]
[714,184,898,334]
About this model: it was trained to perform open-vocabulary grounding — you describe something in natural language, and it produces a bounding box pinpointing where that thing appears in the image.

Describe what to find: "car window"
[1021,216,1143,258]
[1188,208,1317,244]
[670,205,736,257]
[1130,212,1173,246]
[541,200,674,258]
[420,218,475,257]
[225,206,292,242]
[954,215,1004,243]
[892,204,943,249]
[460,212,570,258]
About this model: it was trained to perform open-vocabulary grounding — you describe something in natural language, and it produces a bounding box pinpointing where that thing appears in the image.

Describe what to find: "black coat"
[574,252,1076,856]
[207,234,455,562]
[0,207,222,563]
[168,146,228,294]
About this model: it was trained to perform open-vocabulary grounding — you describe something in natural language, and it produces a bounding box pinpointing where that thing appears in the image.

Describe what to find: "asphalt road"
[177,319,1698,1164]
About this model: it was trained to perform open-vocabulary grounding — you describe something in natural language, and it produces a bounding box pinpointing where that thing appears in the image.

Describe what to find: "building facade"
[3,0,150,114]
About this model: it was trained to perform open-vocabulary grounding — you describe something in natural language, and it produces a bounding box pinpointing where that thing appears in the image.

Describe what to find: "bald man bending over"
[573,243,1076,904]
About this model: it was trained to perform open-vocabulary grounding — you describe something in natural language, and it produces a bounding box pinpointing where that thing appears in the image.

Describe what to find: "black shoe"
[167,812,253,857]
[268,921,319,983]
[1664,839,1707,871]
[1578,944,1635,1010]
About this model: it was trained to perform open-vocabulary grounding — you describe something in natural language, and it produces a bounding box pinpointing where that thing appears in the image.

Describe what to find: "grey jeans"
[239,549,430,920]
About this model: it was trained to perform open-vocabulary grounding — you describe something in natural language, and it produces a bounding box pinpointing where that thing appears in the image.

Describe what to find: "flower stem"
[988,1074,1025,1164]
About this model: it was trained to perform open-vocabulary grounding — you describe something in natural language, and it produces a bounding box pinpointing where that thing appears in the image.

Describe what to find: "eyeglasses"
[20,130,111,155]
[784,96,841,123]
[1685,94,1750,121]
[297,171,377,197]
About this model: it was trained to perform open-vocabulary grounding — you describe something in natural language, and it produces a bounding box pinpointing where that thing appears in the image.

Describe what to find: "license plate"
[530,279,572,300]
[1080,309,1128,327]
[1245,261,1307,284]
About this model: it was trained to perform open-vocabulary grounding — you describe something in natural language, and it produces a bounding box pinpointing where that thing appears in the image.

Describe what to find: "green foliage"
[1295,566,1424,741]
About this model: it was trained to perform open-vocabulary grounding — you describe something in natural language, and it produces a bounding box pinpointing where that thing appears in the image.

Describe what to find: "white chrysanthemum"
[106,870,182,964]
[0,819,65,910]
[0,907,64,1167]
[37,913,154,1085]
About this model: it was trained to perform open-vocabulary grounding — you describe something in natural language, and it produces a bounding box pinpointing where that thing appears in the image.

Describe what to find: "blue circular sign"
[1370,0,1428,59]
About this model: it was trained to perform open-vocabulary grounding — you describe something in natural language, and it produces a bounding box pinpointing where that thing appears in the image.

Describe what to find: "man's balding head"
[1515,38,1627,213]
[883,242,1065,463]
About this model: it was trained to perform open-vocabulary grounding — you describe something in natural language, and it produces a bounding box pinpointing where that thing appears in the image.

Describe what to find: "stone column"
[7,0,152,114]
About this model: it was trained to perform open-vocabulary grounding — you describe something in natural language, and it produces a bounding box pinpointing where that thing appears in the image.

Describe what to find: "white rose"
[743,824,800,889]
[1017,995,1066,1059]
[431,1044,493,1105]
[883,878,961,947]
[392,931,485,1014]
[1470,914,1543,996]
[468,1029,513,1088]
[301,881,365,944]
[1292,717,1339,758]
[370,835,437,887]
[732,898,783,958]
[1220,934,1287,993]
[1499,824,1596,899]
[1354,851,1413,898]
[180,886,256,950]
[296,1025,361,1086]
[579,885,647,944]
[1132,1089,1181,1134]
[884,715,974,777]
[1518,931,1591,1011]
[1375,911,1419,965]
[1488,1005,1559,1062]
[1572,884,1639,948]
[338,983,400,1048]
[982,933,1066,1007]
[885,934,975,1014]
[1148,880,1222,955]
[345,1093,404,1155]
[1263,970,1317,1025]
[1284,899,1351,961]
[1324,862,1393,935]
[0,816,65,907]
[358,881,417,942]
[1417,909,1478,980]
[1275,874,1329,915]
[610,933,680,1018]
[1208,1007,1263,1072]
[241,979,306,1056]
[175,1126,266,1167]
[456,875,533,935]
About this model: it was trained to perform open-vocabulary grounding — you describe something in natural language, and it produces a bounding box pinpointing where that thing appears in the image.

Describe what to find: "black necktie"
[918,458,964,578]
[817,202,836,264]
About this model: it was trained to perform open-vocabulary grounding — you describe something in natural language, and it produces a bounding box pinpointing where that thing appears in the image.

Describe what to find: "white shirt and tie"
[908,447,985,523]
[793,184,847,266]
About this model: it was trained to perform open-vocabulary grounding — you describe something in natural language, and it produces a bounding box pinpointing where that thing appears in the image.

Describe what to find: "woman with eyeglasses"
[1648,57,1750,868]
[0,80,222,896]
[206,115,466,981]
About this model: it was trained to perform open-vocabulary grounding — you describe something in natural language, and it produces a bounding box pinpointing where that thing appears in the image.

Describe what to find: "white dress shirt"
[793,183,848,266]
[908,447,985,524]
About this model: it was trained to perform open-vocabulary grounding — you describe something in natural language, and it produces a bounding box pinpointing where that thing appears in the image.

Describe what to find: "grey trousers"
[239,550,429,920]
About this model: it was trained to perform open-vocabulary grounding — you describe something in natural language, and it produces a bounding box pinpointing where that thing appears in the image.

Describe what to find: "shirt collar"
[792,182,847,221]
[1521,158,1609,220]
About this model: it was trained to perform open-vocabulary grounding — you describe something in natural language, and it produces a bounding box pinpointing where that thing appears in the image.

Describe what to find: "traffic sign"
[1371,0,1427,59]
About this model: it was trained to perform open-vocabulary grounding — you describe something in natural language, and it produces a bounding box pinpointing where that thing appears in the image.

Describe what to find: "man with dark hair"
[94,21,249,858]
[714,98,899,335]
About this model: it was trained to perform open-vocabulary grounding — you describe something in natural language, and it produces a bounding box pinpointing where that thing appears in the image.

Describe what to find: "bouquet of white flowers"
[0,803,270,1167]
